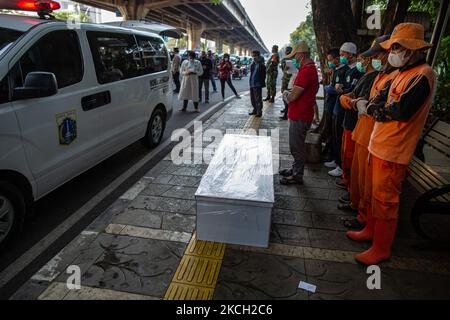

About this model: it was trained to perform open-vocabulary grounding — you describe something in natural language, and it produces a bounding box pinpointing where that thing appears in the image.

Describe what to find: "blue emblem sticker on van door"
[56,110,77,145]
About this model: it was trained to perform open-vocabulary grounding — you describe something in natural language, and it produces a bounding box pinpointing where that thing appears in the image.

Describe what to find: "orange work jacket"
[352,70,400,148]
[368,63,436,165]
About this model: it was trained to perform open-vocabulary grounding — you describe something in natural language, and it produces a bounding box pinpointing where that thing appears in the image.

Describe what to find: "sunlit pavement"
[11,95,450,300]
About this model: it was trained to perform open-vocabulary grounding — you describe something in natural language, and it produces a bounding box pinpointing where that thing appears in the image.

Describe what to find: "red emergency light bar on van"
[0,0,60,12]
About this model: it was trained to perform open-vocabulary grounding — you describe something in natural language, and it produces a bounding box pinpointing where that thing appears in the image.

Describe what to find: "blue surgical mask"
[292,59,300,69]
[371,59,383,71]
[356,61,366,73]
[328,61,337,70]
[340,56,349,65]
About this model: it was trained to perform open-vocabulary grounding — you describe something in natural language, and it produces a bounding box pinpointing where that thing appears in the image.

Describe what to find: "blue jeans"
[210,74,217,91]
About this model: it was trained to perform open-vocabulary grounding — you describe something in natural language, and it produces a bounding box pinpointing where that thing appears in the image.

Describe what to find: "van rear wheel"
[141,108,166,148]
[0,181,25,250]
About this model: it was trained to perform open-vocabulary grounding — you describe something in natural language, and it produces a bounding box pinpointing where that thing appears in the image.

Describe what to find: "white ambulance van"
[0,2,173,248]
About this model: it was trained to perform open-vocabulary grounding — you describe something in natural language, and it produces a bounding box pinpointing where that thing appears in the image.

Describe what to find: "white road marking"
[31,231,99,283]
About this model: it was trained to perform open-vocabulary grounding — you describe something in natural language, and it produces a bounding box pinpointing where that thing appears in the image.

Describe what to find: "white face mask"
[388,50,410,68]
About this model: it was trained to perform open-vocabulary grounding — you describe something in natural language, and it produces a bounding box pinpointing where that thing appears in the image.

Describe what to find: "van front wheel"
[141,108,166,149]
[0,181,26,251]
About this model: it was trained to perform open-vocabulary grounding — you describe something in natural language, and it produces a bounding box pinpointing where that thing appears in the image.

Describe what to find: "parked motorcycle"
[241,65,249,77]
[232,65,242,80]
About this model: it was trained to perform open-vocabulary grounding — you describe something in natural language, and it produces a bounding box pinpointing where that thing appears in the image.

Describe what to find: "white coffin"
[195,134,274,248]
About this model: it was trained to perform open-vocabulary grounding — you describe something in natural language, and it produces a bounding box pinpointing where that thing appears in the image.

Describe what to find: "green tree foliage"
[290,12,317,59]
[166,37,188,50]
[434,35,450,121]
[53,11,91,23]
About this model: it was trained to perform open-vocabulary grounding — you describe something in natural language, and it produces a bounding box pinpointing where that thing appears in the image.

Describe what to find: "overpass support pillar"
[187,24,205,51]
[117,0,149,20]
[215,37,223,54]
[229,44,235,55]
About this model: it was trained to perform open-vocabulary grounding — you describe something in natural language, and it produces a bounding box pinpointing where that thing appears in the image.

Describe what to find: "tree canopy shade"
[290,12,317,58]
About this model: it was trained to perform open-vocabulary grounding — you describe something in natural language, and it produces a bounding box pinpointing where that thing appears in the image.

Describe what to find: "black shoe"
[341,217,364,230]
[280,109,286,113]
[249,111,257,116]
[263,97,270,101]
[269,98,275,103]
[279,169,293,177]
[256,113,262,118]
[279,116,287,121]
[236,95,242,99]
[335,179,347,190]
[339,193,350,204]
[280,176,304,185]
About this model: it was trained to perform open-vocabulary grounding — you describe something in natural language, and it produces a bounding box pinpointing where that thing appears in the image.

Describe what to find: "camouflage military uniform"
[265,50,280,101]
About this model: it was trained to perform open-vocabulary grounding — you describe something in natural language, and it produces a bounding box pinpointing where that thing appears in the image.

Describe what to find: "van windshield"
[0,28,23,57]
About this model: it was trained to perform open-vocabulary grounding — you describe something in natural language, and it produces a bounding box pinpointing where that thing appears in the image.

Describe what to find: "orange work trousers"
[371,155,408,220]
[341,129,356,189]
[350,143,369,221]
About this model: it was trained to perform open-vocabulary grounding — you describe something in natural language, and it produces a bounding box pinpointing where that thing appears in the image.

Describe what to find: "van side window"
[19,30,83,89]
[0,63,22,104]
[87,32,140,84]
[0,75,8,104]
[135,35,168,75]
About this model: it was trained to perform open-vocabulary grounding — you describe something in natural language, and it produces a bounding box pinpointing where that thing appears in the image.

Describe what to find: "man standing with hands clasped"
[249,50,266,118]
[278,42,319,185]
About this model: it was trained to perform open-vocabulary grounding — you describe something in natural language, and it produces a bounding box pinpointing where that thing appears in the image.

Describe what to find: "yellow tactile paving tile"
[172,255,222,287]
[165,283,214,300]
[164,234,225,300]
[186,236,226,259]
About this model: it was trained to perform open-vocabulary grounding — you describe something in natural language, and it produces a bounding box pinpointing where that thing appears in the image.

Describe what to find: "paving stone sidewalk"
[12,95,450,300]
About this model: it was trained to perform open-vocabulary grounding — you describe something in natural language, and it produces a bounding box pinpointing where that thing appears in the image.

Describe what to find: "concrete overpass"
[74,0,269,55]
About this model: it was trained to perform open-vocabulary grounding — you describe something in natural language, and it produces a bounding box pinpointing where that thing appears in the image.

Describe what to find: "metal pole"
[427,0,450,68]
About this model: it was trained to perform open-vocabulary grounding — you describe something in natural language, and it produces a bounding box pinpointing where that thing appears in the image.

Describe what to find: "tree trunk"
[379,0,411,36]
[311,0,358,83]
[351,0,364,29]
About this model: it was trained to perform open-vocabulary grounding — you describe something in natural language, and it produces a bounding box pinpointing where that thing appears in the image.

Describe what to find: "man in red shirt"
[279,42,319,185]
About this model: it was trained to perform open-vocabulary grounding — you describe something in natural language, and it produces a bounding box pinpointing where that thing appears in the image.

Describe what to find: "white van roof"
[0,13,46,32]
[0,13,163,39]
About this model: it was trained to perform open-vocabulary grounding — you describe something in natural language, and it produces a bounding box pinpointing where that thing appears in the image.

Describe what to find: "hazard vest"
[352,70,400,148]
[369,63,436,165]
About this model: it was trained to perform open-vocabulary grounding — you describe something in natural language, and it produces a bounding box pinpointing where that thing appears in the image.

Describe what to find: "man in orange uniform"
[347,23,436,265]
[338,47,380,212]
[340,36,395,227]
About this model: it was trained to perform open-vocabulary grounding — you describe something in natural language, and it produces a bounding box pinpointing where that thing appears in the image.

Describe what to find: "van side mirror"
[13,72,58,100]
